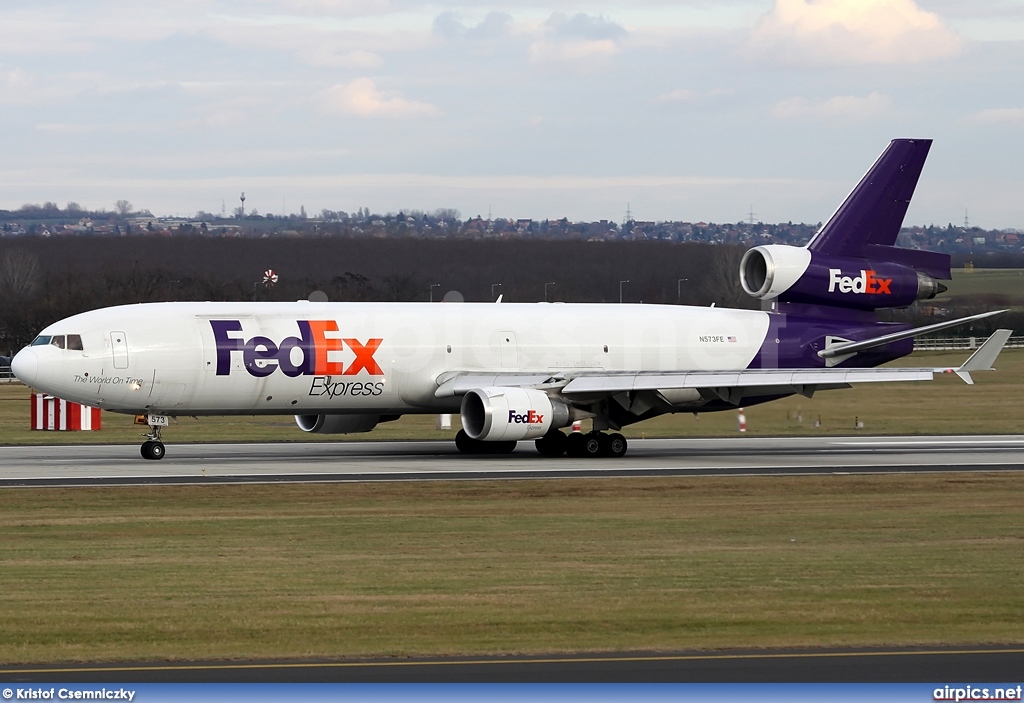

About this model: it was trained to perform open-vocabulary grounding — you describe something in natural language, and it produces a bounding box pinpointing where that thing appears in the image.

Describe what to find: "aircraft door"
[111,331,129,369]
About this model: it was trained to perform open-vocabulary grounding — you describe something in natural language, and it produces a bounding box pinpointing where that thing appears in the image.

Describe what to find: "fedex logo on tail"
[828,269,892,295]
[508,410,544,425]
[211,320,383,378]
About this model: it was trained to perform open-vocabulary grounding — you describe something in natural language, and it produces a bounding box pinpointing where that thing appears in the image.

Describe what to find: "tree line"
[0,235,1017,354]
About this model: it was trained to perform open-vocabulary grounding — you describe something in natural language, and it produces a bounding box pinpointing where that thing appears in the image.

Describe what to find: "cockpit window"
[30,336,52,346]
[51,335,66,349]
[67,334,84,351]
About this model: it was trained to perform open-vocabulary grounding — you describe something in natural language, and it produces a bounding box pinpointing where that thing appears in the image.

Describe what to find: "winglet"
[954,329,1012,384]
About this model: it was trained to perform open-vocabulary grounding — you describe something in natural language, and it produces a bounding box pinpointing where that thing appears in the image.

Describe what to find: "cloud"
[272,0,391,17]
[529,38,621,68]
[651,88,733,107]
[34,123,99,134]
[190,94,278,129]
[529,12,627,72]
[433,12,513,41]
[0,65,33,94]
[545,13,627,41]
[653,89,696,105]
[770,92,893,120]
[298,46,383,69]
[964,107,1024,124]
[0,65,86,106]
[750,0,962,65]
[0,12,95,54]
[316,78,441,119]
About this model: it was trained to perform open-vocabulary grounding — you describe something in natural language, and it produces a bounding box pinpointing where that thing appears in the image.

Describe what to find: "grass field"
[935,268,1024,305]
[2,474,1023,664]
[2,348,1022,445]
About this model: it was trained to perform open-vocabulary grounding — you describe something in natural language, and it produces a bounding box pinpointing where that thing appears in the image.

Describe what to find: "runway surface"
[2,435,1024,486]
[1,646,1023,683]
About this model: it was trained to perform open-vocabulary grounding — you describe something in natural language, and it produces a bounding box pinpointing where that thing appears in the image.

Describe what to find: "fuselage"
[5,140,962,461]
[11,300,909,417]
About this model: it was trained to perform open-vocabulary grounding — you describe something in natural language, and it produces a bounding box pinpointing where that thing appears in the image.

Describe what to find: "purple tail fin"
[807,139,948,280]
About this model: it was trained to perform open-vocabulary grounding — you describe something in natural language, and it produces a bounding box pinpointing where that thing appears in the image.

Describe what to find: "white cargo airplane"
[11,140,1012,460]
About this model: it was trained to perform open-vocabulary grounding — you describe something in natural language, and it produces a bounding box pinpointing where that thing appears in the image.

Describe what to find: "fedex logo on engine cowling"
[508,410,544,425]
[211,320,383,378]
[827,269,892,295]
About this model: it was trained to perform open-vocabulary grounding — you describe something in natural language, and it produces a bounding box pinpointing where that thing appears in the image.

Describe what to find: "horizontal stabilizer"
[818,310,1007,359]
[954,329,1012,384]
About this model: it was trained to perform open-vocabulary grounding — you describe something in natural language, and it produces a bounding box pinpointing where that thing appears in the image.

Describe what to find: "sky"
[1,0,1023,228]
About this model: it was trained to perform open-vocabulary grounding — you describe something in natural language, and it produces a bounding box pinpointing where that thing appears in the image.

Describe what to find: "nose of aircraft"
[11,348,38,386]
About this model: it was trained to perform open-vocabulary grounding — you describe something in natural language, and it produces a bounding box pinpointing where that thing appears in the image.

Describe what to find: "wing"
[435,329,1012,405]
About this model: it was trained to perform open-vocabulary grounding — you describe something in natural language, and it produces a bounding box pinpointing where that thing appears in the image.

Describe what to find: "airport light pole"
[544,281,555,302]
[491,283,502,300]
[429,283,440,302]
[620,280,629,304]
[678,278,688,300]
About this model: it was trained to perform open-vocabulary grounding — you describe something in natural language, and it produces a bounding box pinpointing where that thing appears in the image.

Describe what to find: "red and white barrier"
[737,407,746,433]
[30,393,102,431]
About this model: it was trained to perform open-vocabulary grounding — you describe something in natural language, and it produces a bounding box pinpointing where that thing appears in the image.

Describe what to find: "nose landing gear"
[141,439,165,460]
[139,420,167,460]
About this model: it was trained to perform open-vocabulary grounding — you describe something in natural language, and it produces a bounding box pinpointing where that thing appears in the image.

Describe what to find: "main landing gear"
[141,424,166,460]
[535,429,628,458]
[455,429,627,457]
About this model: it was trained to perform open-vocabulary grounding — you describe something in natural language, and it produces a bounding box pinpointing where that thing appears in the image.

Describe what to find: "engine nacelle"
[740,244,943,310]
[294,414,380,434]
[740,245,812,300]
[461,387,570,442]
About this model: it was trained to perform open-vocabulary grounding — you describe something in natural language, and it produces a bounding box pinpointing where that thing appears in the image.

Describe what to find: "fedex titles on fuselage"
[211,319,385,397]
[827,269,893,295]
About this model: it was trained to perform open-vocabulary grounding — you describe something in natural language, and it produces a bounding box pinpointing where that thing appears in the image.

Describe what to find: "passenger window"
[51,335,66,349]
[67,334,84,351]
[31,336,51,346]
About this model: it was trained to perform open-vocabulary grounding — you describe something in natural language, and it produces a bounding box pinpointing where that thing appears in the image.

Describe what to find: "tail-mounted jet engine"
[461,387,571,442]
[739,244,945,311]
